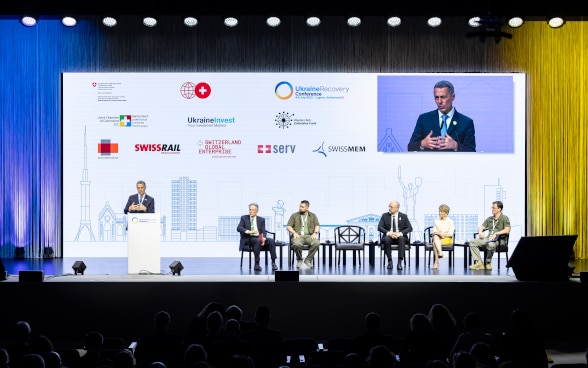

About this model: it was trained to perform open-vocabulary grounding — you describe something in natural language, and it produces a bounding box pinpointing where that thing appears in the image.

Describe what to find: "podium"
[127,213,160,274]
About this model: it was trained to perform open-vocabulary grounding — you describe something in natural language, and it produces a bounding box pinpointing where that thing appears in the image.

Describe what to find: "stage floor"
[1,255,586,282]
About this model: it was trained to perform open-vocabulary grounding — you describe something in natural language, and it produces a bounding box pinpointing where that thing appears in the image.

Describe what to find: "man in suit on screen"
[407,80,476,152]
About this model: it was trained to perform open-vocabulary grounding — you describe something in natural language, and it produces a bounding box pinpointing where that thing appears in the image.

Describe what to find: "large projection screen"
[62,73,526,258]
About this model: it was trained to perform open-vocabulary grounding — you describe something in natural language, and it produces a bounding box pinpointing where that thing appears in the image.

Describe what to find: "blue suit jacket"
[237,215,270,251]
[124,194,155,214]
[407,109,476,152]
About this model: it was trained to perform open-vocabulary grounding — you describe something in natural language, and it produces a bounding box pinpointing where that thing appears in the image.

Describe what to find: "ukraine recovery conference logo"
[275,81,294,100]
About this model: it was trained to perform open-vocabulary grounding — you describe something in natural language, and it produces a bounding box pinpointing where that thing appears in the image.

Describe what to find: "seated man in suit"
[237,203,278,271]
[378,200,413,270]
[407,80,476,152]
[124,180,155,214]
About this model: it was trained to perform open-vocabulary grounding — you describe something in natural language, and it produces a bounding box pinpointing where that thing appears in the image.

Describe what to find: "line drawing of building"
[75,126,96,241]
[171,176,197,241]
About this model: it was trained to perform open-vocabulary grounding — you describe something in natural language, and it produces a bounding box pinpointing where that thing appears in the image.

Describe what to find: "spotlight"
[169,261,184,276]
[72,261,87,275]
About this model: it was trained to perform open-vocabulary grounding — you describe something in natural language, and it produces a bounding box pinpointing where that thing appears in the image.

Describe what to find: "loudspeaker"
[169,261,184,275]
[19,270,44,282]
[507,235,577,281]
[275,270,299,282]
[72,261,87,275]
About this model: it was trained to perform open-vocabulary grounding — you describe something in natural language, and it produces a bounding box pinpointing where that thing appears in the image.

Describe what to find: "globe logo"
[180,82,196,99]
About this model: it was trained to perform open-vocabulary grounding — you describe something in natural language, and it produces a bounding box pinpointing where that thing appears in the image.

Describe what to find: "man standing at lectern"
[124,180,155,214]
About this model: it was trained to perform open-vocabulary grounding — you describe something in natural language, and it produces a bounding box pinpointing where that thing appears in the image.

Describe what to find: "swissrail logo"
[257,144,296,154]
[180,82,212,99]
[134,144,181,154]
[97,139,119,159]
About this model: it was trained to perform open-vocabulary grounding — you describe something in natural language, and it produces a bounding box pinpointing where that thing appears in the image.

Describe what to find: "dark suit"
[378,211,413,263]
[407,109,476,152]
[124,194,155,214]
[237,215,277,262]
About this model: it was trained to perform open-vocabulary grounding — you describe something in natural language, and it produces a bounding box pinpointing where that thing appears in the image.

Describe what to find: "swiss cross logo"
[258,145,271,153]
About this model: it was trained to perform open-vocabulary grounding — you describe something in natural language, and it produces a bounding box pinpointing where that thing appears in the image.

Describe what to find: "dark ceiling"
[1,0,587,18]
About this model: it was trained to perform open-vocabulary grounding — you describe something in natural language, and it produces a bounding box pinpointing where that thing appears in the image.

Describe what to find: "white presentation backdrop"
[62,73,526,258]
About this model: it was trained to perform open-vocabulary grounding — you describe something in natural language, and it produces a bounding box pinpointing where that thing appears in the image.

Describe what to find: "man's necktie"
[250,217,255,236]
[139,195,143,204]
[392,215,397,232]
[441,114,448,137]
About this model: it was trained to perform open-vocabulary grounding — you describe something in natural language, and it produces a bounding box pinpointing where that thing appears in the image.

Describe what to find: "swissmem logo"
[180,82,212,99]
[97,139,118,159]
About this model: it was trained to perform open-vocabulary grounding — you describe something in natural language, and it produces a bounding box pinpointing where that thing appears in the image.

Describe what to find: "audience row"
[2,302,586,368]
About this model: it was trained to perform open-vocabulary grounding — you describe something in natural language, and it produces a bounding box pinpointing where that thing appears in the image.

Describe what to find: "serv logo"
[257,144,296,154]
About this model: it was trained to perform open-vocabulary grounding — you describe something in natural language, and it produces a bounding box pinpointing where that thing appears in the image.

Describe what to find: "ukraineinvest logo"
[120,115,131,127]
[275,81,294,100]
[97,139,119,159]
[180,82,212,99]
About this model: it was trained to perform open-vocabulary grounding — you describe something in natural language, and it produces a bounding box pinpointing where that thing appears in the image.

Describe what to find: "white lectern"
[127,213,160,274]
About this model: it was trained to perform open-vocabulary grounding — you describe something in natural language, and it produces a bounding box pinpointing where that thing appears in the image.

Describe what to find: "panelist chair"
[333,225,366,266]
[241,231,275,269]
[469,231,510,269]
[289,232,320,268]
[423,226,455,268]
[379,231,411,268]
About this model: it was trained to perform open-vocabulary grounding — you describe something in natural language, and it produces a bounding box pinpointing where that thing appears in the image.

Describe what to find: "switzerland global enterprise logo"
[180,82,212,99]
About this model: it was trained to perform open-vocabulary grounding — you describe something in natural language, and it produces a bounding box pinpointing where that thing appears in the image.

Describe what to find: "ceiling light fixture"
[466,16,512,43]
[184,17,198,27]
[61,16,77,27]
[427,17,442,27]
[347,16,361,27]
[20,15,37,27]
[548,17,564,28]
[143,16,157,27]
[306,16,321,27]
[387,16,402,27]
[507,17,524,28]
[224,16,238,27]
[102,16,118,27]
[468,17,481,28]
[266,16,281,27]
